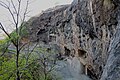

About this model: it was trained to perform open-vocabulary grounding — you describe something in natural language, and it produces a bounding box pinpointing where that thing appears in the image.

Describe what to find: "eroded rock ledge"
[24,0,120,80]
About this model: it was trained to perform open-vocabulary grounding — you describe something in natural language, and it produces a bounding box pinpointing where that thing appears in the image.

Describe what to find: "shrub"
[0,47,58,80]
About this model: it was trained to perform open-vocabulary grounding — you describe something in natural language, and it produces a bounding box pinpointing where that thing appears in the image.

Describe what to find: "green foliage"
[19,23,28,38]
[10,31,19,42]
[8,23,28,43]
[0,38,10,52]
[0,55,16,80]
[0,46,58,80]
[25,47,56,80]
[0,54,38,80]
[0,25,58,80]
[0,37,9,45]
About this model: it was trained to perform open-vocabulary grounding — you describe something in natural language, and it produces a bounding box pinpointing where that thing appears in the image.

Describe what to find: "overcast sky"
[0,0,73,39]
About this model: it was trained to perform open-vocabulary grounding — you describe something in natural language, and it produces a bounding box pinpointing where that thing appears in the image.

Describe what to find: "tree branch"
[0,23,17,47]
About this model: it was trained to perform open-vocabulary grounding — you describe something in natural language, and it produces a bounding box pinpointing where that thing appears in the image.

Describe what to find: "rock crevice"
[25,0,120,80]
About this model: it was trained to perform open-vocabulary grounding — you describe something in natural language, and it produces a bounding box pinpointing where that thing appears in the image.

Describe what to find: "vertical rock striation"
[25,0,120,80]
[100,1,120,79]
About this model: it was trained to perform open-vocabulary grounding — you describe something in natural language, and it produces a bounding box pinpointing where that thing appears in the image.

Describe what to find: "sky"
[0,0,73,39]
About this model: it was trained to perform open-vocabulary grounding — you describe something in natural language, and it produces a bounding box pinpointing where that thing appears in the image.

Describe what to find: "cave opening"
[37,29,46,35]
[87,68,98,80]
[78,49,86,58]
[64,47,71,57]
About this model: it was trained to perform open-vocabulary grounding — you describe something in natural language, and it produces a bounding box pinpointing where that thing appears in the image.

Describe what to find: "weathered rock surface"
[25,0,120,80]
[54,57,91,80]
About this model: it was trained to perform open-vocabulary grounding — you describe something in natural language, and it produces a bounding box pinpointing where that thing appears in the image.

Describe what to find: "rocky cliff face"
[25,0,120,80]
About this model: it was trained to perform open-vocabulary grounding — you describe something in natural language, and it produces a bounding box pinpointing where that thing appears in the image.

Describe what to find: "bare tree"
[0,0,30,80]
